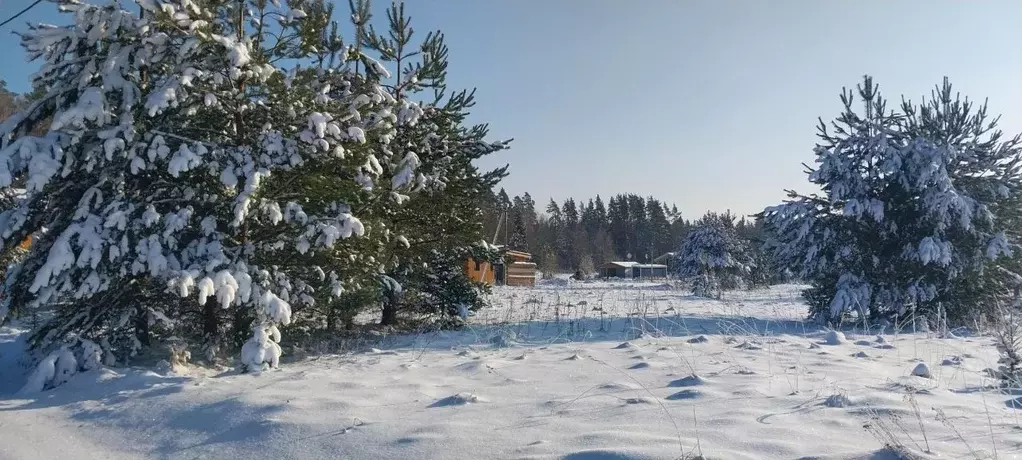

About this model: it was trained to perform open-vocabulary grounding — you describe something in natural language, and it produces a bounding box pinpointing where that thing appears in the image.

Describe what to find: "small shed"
[503,250,537,287]
[466,248,537,287]
[600,261,668,280]
[465,257,496,285]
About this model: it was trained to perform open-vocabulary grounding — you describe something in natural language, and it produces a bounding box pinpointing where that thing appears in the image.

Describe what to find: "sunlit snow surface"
[1,282,1019,459]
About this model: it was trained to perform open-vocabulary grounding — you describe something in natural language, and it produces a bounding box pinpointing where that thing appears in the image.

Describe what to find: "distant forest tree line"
[478,189,769,275]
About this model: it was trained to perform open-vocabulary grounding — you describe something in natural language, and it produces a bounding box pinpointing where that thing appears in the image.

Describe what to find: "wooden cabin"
[465,248,537,287]
[465,257,497,285]
[503,250,537,287]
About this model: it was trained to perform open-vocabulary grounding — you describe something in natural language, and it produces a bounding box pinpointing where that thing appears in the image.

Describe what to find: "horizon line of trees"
[477,190,769,274]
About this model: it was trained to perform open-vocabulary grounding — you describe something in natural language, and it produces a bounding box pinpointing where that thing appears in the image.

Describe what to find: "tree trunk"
[232,308,251,350]
[326,306,337,332]
[381,295,398,326]
[134,307,150,348]
[202,298,219,339]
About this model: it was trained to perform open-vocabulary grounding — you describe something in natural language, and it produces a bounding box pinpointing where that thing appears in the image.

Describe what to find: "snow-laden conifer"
[761,77,1022,323]
[675,212,754,299]
[0,0,421,369]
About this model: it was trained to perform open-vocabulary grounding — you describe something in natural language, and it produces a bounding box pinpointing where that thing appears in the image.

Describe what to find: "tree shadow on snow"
[0,367,188,412]
[373,313,830,353]
[152,399,286,456]
[2,367,288,457]
[560,449,660,460]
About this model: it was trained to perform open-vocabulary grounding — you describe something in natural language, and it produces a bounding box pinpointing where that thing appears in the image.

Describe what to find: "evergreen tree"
[761,76,1022,324]
[594,195,607,226]
[546,199,561,223]
[580,198,598,236]
[591,229,616,265]
[333,1,510,327]
[626,195,647,260]
[646,198,672,257]
[559,198,579,268]
[607,196,629,259]
[1,0,405,369]
[496,188,511,213]
[676,212,754,299]
[509,209,527,251]
[0,0,504,379]
[520,192,537,238]
[562,198,579,227]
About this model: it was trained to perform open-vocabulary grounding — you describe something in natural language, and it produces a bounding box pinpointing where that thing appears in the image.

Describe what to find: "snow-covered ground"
[1,282,1020,460]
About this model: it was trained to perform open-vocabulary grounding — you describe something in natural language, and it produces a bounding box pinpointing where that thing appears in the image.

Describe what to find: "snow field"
[0,282,1020,459]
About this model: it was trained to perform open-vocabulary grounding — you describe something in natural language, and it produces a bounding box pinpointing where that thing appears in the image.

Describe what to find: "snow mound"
[668,374,706,387]
[866,446,926,460]
[910,362,932,378]
[614,341,635,349]
[941,355,962,366]
[624,396,658,405]
[824,330,846,345]
[853,351,869,358]
[537,277,569,287]
[453,360,491,373]
[565,353,584,361]
[627,362,653,370]
[429,392,486,408]
[488,329,518,348]
[665,389,703,400]
[19,347,78,394]
[824,393,852,408]
[735,340,763,350]
[598,382,642,391]
[561,449,662,460]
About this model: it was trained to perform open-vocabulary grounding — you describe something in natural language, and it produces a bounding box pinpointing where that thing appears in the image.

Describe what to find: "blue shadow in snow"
[372,313,829,353]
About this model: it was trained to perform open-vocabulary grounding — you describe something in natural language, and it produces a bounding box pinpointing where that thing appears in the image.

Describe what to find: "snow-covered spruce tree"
[0,0,422,373]
[397,244,500,328]
[760,76,1022,324]
[321,1,510,327]
[675,212,754,299]
[377,97,509,325]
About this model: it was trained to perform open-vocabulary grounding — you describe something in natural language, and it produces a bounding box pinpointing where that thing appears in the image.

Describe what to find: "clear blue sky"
[2,0,1021,217]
